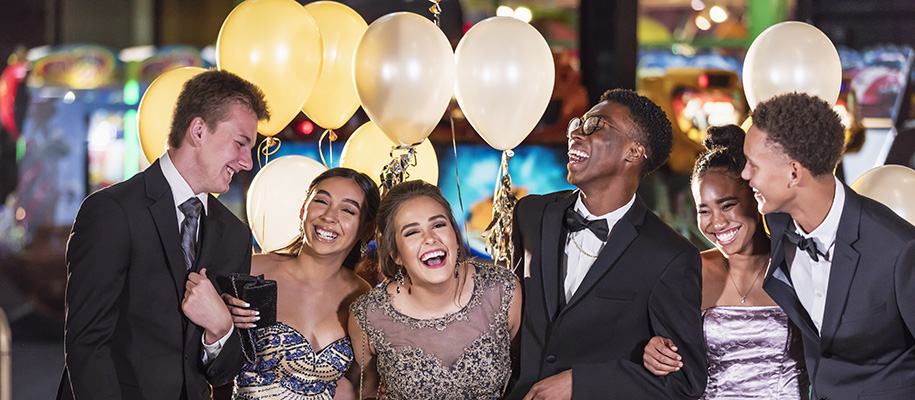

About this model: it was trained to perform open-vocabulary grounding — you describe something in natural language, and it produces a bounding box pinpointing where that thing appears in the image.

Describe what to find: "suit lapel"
[561,196,643,313]
[540,191,577,321]
[145,161,188,300]
[762,213,819,340]
[195,195,226,273]
[819,186,862,345]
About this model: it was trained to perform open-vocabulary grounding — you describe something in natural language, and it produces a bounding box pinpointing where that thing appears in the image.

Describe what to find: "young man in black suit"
[743,92,915,400]
[508,89,707,400]
[59,70,270,400]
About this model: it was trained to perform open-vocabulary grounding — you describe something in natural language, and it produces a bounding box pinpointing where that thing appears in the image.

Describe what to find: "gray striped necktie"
[178,197,203,271]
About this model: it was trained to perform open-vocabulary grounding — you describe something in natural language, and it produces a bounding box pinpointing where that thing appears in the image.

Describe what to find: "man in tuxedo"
[743,92,915,400]
[508,89,706,399]
[59,70,270,400]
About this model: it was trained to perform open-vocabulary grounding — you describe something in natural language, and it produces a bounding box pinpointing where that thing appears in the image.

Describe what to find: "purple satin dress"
[701,306,809,400]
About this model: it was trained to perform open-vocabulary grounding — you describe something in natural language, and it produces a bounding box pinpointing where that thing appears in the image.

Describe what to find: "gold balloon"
[851,165,915,226]
[137,66,206,164]
[217,0,323,136]
[340,121,438,187]
[301,1,367,130]
[353,12,455,146]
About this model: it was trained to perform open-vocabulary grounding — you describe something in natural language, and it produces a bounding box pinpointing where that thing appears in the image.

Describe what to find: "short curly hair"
[599,89,672,178]
[752,92,844,177]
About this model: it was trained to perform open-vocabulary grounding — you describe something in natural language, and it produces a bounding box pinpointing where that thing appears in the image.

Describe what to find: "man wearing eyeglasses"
[507,89,707,399]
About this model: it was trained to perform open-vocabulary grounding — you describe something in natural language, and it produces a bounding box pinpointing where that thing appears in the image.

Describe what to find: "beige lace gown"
[351,262,516,400]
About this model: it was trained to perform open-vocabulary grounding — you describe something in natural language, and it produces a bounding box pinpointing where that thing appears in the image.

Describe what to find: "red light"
[296,120,314,135]
[698,73,709,88]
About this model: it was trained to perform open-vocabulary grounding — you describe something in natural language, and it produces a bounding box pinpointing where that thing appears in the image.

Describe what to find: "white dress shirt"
[160,152,233,362]
[787,176,845,332]
[563,194,636,301]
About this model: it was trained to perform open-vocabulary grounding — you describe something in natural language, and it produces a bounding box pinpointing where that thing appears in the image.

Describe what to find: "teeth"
[316,227,338,240]
[716,228,738,243]
[568,149,589,162]
[421,250,445,262]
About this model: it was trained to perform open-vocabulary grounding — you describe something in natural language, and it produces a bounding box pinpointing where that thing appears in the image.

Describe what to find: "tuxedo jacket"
[58,160,252,400]
[763,186,915,400]
[506,190,706,399]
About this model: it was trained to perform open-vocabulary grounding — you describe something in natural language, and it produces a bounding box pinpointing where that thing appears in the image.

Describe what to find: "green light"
[123,109,139,179]
[15,136,25,162]
[123,79,140,106]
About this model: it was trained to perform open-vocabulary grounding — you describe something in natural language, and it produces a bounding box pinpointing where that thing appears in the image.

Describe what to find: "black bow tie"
[784,229,825,262]
[564,208,609,241]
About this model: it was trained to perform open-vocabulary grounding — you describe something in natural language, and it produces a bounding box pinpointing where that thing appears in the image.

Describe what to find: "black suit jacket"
[58,160,252,400]
[763,186,915,400]
[506,190,707,399]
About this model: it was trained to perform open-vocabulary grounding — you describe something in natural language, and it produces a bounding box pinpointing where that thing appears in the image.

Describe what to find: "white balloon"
[246,155,327,252]
[744,21,842,109]
[851,165,915,226]
[353,12,455,146]
[455,16,555,151]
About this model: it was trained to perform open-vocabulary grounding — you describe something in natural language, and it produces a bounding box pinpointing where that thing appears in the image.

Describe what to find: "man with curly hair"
[507,89,707,399]
[743,92,915,400]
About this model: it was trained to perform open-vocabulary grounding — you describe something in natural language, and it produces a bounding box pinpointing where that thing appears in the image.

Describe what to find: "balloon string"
[447,101,471,254]
[428,0,442,27]
[257,136,281,170]
[318,129,338,168]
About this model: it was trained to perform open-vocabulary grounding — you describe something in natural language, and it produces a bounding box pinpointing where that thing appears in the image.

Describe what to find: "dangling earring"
[360,241,368,257]
[395,266,405,294]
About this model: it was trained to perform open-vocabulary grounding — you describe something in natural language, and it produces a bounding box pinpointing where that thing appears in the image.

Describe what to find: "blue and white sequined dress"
[233,322,354,399]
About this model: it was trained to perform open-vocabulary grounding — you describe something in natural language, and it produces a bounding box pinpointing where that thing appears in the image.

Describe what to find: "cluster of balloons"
[135,0,556,250]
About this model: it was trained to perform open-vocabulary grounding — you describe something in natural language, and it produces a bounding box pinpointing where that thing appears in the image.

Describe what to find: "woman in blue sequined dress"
[642,125,808,399]
[224,168,381,399]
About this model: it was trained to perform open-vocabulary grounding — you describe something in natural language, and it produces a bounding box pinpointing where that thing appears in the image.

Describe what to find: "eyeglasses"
[567,115,606,137]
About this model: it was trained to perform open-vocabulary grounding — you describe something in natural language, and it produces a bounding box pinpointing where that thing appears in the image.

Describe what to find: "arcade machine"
[639,68,745,174]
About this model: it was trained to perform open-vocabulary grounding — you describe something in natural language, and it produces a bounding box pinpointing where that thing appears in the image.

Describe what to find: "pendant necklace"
[724,257,769,304]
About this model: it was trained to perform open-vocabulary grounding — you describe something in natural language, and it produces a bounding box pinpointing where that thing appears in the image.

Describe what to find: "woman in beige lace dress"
[348,180,522,399]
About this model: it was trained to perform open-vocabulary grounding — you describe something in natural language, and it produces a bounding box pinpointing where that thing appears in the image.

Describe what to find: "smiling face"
[192,102,257,194]
[567,101,643,191]
[300,176,367,258]
[693,168,760,257]
[741,125,795,215]
[391,195,460,287]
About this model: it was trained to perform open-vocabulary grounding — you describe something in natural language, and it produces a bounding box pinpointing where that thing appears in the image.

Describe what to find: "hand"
[182,268,232,344]
[643,336,682,376]
[523,369,572,400]
[221,292,260,329]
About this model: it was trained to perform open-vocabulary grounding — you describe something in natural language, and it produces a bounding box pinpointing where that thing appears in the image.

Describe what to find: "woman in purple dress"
[643,125,808,399]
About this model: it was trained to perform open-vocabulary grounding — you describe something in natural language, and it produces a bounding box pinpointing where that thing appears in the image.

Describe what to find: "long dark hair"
[272,167,380,257]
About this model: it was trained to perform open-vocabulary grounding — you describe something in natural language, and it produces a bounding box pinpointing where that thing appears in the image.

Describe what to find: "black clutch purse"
[230,273,277,364]
[229,273,277,329]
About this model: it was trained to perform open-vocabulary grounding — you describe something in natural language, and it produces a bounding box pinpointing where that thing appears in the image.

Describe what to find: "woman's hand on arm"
[642,336,682,376]
[221,293,259,329]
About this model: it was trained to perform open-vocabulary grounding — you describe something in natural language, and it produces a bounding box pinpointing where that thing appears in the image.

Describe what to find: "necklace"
[724,257,769,304]
[569,235,599,258]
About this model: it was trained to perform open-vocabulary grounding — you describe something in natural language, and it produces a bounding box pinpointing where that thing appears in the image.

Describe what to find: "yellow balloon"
[301,1,367,130]
[353,12,455,146]
[217,0,323,136]
[137,66,206,164]
[340,121,438,188]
